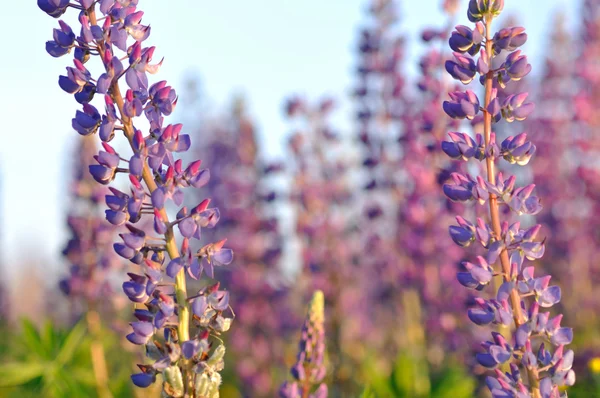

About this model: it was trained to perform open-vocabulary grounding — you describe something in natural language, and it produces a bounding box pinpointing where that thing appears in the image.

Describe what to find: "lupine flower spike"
[39,1,233,396]
[442,1,574,397]
[280,290,327,398]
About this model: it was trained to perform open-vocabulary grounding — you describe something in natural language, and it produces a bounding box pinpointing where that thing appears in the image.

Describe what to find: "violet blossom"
[279,290,327,398]
[39,1,233,395]
[441,1,575,396]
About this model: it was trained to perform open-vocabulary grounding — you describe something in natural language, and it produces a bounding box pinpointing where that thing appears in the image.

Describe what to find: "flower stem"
[483,15,539,398]
[88,7,192,391]
[483,16,524,327]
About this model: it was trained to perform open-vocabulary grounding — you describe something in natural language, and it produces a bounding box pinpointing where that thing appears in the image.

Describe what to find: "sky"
[0,0,575,283]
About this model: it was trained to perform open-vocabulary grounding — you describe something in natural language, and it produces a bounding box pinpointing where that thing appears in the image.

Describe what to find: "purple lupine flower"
[39,2,233,395]
[449,23,484,55]
[441,2,575,396]
[280,290,327,398]
[443,89,480,119]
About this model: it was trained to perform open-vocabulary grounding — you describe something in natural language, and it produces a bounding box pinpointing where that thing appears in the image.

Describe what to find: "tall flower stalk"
[280,290,327,398]
[442,1,574,396]
[39,1,233,396]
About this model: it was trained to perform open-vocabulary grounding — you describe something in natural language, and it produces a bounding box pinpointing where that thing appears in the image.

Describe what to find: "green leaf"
[52,367,93,397]
[360,385,377,398]
[55,319,88,366]
[19,319,49,360]
[391,354,414,396]
[69,367,97,386]
[41,320,57,353]
[42,372,68,398]
[360,356,394,397]
[0,362,46,386]
[430,367,475,398]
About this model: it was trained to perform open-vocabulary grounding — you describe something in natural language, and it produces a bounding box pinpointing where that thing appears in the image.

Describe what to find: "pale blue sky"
[0,0,573,282]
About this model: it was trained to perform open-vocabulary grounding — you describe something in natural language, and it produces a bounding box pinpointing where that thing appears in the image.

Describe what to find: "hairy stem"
[88,7,192,392]
[483,16,539,398]
[482,17,524,325]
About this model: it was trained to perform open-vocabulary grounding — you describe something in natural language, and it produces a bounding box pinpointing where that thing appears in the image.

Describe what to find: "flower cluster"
[441,1,574,396]
[39,1,233,395]
[280,290,327,398]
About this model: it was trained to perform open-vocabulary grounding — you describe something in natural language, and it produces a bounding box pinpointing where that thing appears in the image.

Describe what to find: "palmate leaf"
[0,362,46,386]
[42,367,91,398]
[2,318,134,396]
[1,319,93,396]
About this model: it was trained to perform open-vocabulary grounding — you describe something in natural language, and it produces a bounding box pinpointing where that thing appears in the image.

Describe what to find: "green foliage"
[360,385,377,398]
[0,318,93,397]
[361,353,475,398]
[564,370,600,398]
[429,366,476,398]
[0,318,135,398]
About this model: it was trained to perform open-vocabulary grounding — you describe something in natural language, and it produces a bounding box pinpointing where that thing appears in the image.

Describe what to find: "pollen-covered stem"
[482,16,524,327]
[88,6,192,387]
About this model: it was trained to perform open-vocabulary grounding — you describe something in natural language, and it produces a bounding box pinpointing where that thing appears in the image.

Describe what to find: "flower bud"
[163,366,184,397]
